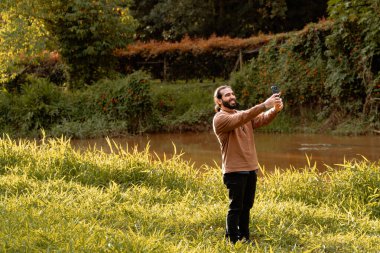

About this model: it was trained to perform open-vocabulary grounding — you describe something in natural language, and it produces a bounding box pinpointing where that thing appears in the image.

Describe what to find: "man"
[212,85,283,244]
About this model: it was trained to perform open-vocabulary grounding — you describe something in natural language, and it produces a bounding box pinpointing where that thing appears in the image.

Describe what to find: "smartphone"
[271,85,280,95]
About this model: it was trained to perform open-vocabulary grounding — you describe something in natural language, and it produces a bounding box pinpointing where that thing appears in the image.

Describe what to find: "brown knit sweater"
[213,104,278,174]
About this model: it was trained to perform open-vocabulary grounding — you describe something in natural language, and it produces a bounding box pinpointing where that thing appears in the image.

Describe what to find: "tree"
[130,0,327,41]
[131,0,211,41]
[1,0,137,88]
[149,0,211,40]
[0,6,50,85]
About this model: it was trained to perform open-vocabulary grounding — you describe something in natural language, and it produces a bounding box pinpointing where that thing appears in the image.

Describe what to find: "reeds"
[1,135,379,252]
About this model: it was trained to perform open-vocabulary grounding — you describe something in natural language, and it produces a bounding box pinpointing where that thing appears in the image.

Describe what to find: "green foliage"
[17,79,64,130]
[0,136,379,251]
[47,0,137,86]
[131,0,327,41]
[135,0,211,41]
[1,0,137,87]
[230,22,331,114]
[3,78,67,135]
[0,8,50,84]
[0,72,156,137]
[87,71,154,133]
[2,52,68,93]
[150,80,219,131]
[230,14,379,130]
[326,0,380,114]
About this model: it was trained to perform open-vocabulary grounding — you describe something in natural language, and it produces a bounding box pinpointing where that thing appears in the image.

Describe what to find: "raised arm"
[252,94,284,128]
[251,108,278,128]
[213,87,282,134]
[213,104,266,133]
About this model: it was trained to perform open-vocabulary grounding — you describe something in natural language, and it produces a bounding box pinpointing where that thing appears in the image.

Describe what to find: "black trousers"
[223,171,257,242]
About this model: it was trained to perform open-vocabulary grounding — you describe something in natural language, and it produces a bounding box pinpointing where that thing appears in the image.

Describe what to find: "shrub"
[230,22,331,115]
[230,16,379,131]
[150,80,218,132]
[85,71,154,134]
[9,77,67,134]
[0,72,158,137]
[326,0,380,115]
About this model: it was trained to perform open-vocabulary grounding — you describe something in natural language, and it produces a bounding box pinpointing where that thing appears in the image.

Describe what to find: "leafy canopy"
[131,0,327,41]
[1,0,137,88]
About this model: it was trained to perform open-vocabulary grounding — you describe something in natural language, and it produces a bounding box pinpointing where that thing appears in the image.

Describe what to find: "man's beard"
[222,99,239,109]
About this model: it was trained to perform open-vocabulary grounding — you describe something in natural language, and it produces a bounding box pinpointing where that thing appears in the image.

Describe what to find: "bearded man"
[213,85,283,243]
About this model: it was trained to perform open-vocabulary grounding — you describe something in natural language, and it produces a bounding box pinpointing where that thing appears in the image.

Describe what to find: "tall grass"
[1,135,379,252]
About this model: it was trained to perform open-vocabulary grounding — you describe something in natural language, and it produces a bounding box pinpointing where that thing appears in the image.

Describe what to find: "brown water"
[71,132,380,171]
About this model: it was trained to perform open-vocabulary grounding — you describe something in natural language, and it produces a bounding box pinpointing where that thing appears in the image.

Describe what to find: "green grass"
[1,135,379,252]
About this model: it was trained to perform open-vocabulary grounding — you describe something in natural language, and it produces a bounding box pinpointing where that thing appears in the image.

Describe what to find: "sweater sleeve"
[251,108,278,129]
[213,105,265,134]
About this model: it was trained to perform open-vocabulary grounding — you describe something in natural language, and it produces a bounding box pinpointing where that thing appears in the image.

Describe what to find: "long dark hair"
[213,85,231,112]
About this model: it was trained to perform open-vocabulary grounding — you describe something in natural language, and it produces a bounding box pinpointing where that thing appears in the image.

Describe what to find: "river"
[70,132,380,172]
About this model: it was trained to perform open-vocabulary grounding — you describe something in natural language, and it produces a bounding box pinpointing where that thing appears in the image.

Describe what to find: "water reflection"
[71,132,380,172]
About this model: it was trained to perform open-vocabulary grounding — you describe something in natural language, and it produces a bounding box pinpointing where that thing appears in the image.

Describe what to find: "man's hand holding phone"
[270,85,284,112]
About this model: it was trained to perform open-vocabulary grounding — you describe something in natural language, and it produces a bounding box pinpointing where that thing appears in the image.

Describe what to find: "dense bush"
[326,0,380,115]
[231,22,331,113]
[150,81,217,132]
[3,52,68,93]
[0,77,67,135]
[230,15,379,132]
[0,72,157,137]
[85,71,154,133]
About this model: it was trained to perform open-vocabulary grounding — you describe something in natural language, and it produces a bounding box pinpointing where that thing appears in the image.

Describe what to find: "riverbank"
[70,132,380,171]
[1,136,379,252]
[0,76,378,139]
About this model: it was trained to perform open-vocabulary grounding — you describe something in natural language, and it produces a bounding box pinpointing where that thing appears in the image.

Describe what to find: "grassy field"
[1,135,379,252]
